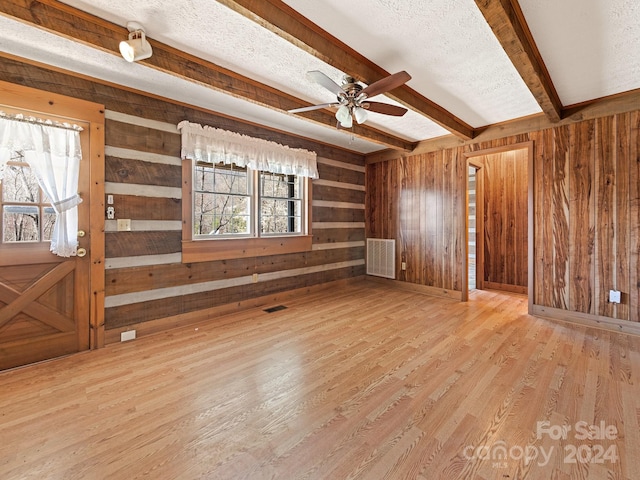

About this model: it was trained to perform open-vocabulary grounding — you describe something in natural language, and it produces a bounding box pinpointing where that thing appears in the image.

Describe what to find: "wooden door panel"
[0,81,105,370]
[0,262,80,369]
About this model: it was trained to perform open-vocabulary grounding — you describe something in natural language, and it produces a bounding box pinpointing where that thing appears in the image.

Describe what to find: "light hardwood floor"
[1,280,639,480]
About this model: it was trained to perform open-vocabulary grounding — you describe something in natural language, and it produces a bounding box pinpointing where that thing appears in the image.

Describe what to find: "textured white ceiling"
[55,0,449,143]
[1,1,638,154]
[519,0,640,106]
[283,0,543,127]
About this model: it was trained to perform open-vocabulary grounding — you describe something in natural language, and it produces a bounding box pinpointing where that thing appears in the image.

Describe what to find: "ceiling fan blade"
[364,101,408,116]
[307,71,345,97]
[288,102,338,114]
[360,71,411,99]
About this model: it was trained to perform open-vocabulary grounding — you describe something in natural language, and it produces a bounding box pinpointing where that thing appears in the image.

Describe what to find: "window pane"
[2,164,40,203]
[194,163,251,237]
[42,207,56,241]
[195,163,248,195]
[260,199,301,234]
[260,172,300,200]
[3,205,40,242]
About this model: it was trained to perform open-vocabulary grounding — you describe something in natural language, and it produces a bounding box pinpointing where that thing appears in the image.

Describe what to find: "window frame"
[182,159,312,263]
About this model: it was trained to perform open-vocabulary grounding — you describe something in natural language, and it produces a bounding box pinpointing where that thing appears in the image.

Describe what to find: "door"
[0,82,104,370]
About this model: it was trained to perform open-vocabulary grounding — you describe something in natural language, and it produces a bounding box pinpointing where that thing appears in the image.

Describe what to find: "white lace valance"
[177,120,318,179]
[0,112,83,257]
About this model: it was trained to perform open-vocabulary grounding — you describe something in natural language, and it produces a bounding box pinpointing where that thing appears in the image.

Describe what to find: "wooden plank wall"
[366,151,465,292]
[480,149,528,292]
[0,58,366,341]
[367,111,640,322]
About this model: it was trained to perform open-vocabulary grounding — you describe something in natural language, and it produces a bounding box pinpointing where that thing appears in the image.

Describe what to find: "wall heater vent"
[366,238,396,279]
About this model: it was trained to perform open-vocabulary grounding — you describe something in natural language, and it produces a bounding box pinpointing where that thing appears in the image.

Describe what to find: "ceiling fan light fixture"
[353,106,368,124]
[335,105,351,126]
[119,22,152,62]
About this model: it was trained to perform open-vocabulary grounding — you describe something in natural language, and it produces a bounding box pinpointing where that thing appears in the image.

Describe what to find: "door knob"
[77,247,87,257]
[77,230,86,237]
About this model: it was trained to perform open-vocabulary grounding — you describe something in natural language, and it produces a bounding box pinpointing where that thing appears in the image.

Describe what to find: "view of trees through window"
[193,162,303,238]
[1,152,55,243]
[260,172,301,234]
[194,162,250,235]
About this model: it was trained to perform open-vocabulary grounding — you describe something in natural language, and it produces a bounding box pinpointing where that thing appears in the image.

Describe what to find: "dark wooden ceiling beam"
[0,0,414,152]
[474,0,563,123]
[218,0,475,140]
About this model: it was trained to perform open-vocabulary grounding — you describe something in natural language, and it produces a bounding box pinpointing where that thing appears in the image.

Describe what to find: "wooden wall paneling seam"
[542,130,555,306]
[614,113,630,321]
[596,116,616,318]
[569,121,596,314]
[88,112,107,348]
[630,111,640,322]
[552,125,570,310]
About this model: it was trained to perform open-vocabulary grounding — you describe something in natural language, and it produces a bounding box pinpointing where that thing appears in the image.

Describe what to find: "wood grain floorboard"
[1,280,639,479]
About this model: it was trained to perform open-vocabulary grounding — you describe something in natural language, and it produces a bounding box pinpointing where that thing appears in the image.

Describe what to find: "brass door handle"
[77,247,87,257]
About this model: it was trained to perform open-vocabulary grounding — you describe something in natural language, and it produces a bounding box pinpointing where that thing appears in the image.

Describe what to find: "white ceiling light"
[335,104,352,128]
[353,106,368,124]
[119,21,152,62]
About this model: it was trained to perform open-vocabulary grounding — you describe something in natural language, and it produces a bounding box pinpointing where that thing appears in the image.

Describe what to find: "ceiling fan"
[288,70,411,128]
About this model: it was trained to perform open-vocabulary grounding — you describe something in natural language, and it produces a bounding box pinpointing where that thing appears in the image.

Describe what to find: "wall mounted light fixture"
[119,21,152,62]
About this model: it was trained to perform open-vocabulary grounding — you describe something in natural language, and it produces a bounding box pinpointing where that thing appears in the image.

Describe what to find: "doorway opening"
[464,142,533,307]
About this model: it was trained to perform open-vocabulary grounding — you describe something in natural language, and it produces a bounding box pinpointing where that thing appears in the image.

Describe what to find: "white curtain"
[0,113,83,257]
[177,120,319,178]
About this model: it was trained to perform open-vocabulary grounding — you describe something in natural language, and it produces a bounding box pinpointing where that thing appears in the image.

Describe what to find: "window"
[1,152,56,243]
[178,121,317,263]
[192,162,305,239]
[259,172,302,235]
[194,162,251,236]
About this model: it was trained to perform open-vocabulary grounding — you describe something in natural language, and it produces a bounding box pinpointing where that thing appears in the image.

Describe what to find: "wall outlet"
[120,330,136,342]
[117,218,131,231]
[106,206,115,219]
[609,290,621,303]
[401,262,407,270]
[252,273,258,283]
